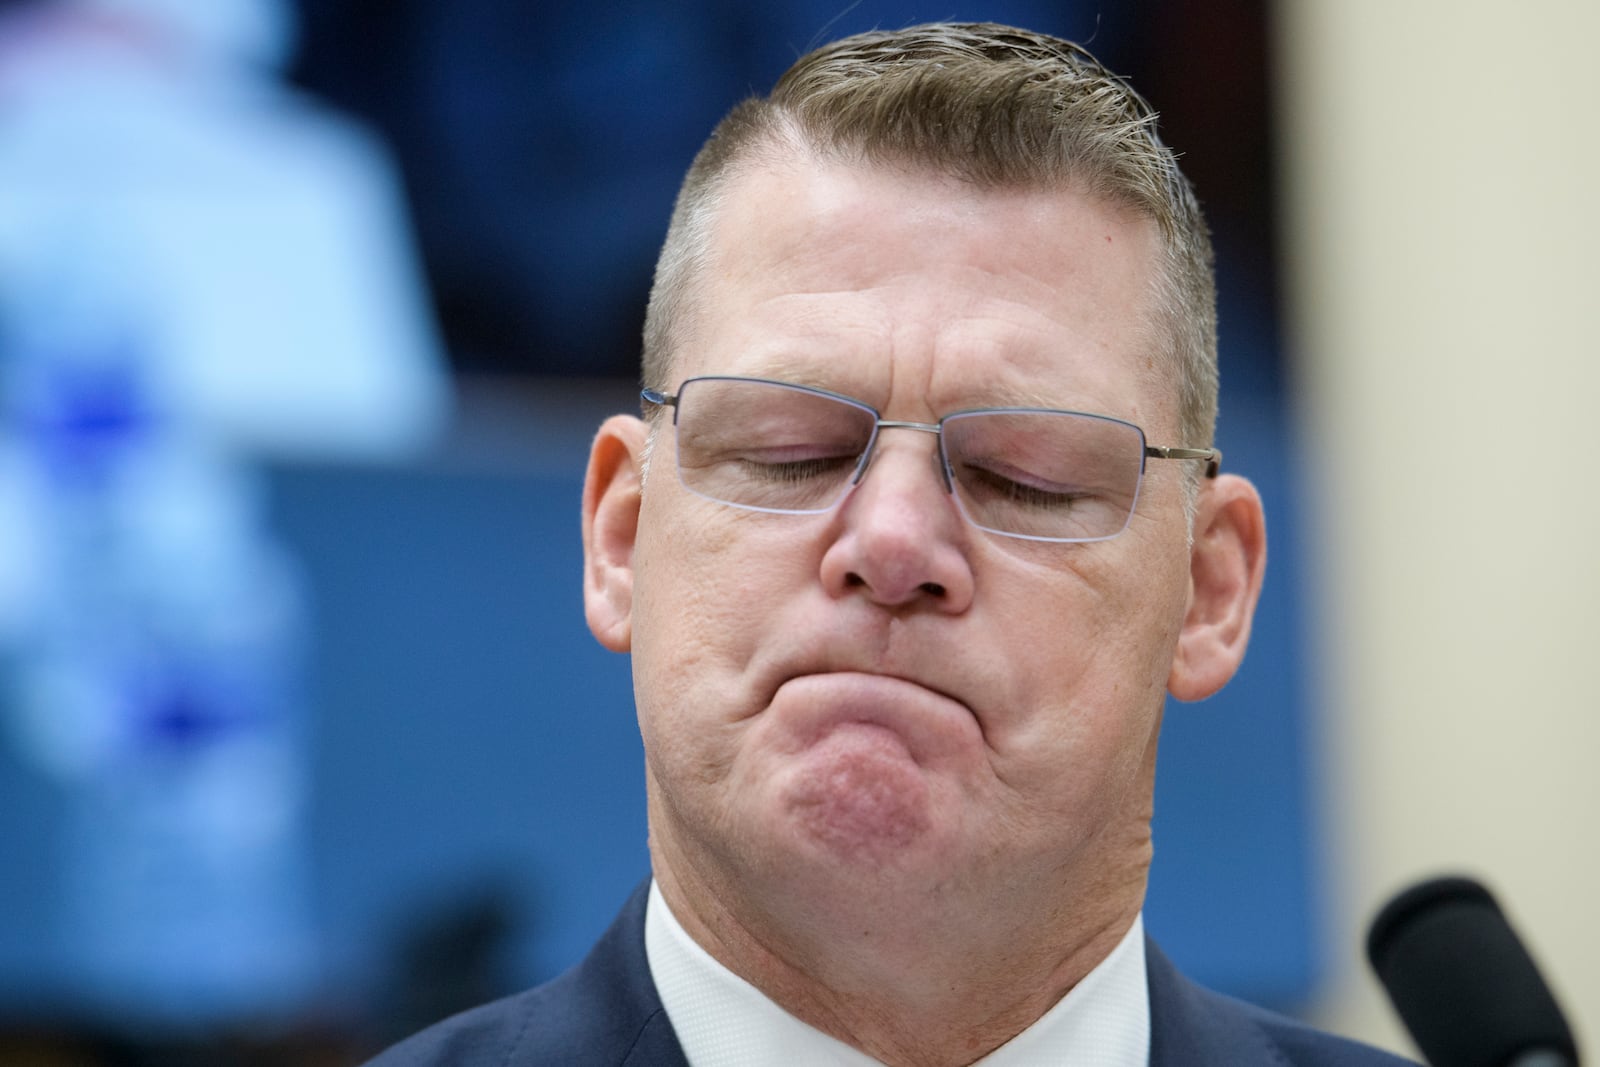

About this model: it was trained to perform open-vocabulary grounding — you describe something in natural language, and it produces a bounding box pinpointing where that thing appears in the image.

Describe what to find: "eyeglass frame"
[640,375,1221,543]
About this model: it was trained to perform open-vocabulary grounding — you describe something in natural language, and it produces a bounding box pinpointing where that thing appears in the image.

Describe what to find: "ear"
[582,415,650,652]
[1167,473,1268,702]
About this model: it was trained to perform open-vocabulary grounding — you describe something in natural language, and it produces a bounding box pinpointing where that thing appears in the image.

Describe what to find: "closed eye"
[738,452,859,485]
[957,462,1089,509]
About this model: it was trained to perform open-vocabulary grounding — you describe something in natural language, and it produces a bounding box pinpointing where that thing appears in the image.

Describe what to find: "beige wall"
[1275,0,1600,1057]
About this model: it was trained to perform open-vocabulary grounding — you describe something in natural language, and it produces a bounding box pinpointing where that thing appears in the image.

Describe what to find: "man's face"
[584,153,1251,945]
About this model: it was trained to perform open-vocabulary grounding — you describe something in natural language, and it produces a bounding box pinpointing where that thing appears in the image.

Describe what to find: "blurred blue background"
[0,0,1300,1061]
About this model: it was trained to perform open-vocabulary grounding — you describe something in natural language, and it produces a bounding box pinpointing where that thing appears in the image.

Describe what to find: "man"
[371,22,1413,1066]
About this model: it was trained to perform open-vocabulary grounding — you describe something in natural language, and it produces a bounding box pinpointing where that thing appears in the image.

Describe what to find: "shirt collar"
[644,879,1150,1066]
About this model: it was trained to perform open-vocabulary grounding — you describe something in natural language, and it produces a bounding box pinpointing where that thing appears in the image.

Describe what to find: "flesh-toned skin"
[582,150,1267,1066]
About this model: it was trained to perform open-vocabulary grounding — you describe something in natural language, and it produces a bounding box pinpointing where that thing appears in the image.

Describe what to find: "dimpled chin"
[780,722,935,865]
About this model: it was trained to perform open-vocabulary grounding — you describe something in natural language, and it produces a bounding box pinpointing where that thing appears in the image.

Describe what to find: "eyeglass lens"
[669,377,1148,542]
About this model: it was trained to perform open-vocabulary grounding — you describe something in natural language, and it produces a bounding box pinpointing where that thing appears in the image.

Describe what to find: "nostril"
[842,573,945,599]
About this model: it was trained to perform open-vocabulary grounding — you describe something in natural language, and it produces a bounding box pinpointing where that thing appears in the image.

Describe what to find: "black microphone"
[1367,875,1580,1067]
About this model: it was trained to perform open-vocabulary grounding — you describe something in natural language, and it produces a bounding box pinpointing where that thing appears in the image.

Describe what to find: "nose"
[818,430,975,613]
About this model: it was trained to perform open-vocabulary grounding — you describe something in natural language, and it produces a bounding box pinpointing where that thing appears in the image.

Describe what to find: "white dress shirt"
[645,880,1150,1066]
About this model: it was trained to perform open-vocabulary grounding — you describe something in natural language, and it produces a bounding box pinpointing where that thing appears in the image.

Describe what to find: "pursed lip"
[764,668,987,761]
[755,631,977,711]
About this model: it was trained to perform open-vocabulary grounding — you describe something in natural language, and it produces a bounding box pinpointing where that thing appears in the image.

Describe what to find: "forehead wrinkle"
[698,275,909,398]
[712,327,1141,421]
[709,316,891,393]
[924,318,1141,422]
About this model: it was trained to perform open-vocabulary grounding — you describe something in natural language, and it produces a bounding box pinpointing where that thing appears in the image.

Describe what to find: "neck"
[651,820,1151,1067]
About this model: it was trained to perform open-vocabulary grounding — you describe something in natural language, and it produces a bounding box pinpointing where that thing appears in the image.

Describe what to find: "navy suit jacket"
[368,882,1415,1066]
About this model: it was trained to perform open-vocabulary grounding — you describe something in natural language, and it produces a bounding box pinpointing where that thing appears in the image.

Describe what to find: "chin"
[771,734,957,874]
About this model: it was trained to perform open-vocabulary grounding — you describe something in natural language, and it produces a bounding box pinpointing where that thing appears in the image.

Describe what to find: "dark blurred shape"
[379,882,521,1046]
[1118,0,1282,397]
[0,1017,364,1067]
[288,1,1106,379]
[1368,876,1579,1067]
[289,0,750,377]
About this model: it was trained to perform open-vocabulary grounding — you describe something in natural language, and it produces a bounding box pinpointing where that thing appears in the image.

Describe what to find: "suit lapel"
[1146,937,1280,1066]
[581,881,691,1066]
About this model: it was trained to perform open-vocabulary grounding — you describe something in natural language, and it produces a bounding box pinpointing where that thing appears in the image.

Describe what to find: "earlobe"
[582,415,650,652]
[1167,474,1268,702]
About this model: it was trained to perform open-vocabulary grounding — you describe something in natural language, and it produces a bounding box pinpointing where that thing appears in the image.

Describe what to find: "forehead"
[683,153,1172,425]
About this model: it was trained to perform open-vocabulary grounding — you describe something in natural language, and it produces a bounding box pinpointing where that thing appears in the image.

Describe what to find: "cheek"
[629,498,804,744]
[985,546,1185,775]
[992,650,1165,851]
[637,523,763,666]
[1003,545,1182,680]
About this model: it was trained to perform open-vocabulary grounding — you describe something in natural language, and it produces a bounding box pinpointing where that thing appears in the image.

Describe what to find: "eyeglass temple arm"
[1146,445,1222,479]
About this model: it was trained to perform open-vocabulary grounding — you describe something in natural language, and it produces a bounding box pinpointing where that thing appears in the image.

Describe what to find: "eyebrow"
[703,357,1112,417]
[806,377,1101,415]
[719,354,843,394]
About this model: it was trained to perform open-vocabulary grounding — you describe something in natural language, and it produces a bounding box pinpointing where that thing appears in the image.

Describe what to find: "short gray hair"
[642,22,1218,447]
